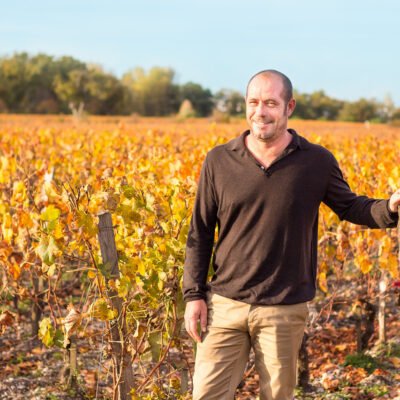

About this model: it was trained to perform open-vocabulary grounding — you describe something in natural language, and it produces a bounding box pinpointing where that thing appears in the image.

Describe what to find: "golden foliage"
[0,116,399,328]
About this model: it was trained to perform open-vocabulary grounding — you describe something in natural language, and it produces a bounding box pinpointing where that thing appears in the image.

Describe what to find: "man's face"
[246,74,295,143]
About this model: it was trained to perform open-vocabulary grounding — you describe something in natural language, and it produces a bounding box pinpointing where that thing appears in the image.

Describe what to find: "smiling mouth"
[253,121,271,126]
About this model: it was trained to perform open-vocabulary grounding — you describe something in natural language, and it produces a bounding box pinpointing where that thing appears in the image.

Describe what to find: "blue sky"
[2,0,400,105]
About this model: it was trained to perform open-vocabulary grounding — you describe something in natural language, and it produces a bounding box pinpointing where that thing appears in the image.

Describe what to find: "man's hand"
[184,299,207,343]
[389,188,400,213]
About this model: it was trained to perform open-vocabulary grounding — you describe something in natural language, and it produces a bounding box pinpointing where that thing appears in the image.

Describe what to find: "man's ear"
[287,98,296,117]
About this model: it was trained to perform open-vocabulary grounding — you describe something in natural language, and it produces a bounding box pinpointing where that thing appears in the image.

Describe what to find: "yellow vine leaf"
[36,236,59,266]
[40,205,61,222]
[87,270,96,279]
[19,212,34,229]
[77,210,98,237]
[318,272,328,293]
[90,298,118,321]
[356,253,373,274]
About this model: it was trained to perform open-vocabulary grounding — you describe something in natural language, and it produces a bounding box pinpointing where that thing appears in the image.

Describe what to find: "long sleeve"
[182,155,218,301]
[323,154,398,228]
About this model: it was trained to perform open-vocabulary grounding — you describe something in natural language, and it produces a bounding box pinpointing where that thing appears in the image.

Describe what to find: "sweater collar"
[226,128,311,151]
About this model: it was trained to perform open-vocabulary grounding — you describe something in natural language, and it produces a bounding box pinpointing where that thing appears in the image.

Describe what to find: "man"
[182,70,400,400]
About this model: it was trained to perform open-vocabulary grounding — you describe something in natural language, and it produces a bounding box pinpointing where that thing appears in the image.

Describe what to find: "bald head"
[246,70,293,105]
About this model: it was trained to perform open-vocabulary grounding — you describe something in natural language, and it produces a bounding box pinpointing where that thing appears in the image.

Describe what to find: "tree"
[377,93,395,123]
[214,89,245,116]
[122,67,179,116]
[22,53,60,113]
[292,90,314,120]
[179,82,213,117]
[0,98,7,113]
[51,56,87,114]
[0,53,86,114]
[308,90,343,120]
[338,98,379,122]
[390,107,400,121]
[0,52,31,112]
[292,90,343,120]
[53,64,125,115]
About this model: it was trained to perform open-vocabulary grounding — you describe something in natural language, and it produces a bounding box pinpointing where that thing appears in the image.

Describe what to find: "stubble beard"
[250,121,278,143]
[251,130,274,143]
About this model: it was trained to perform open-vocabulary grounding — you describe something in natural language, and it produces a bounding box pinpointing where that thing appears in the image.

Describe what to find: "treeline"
[1,52,400,122]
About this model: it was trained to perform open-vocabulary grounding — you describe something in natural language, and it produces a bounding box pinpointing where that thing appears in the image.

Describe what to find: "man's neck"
[245,130,293,168]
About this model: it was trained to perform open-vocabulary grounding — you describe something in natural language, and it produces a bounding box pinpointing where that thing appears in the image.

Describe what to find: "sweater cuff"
[183,294,207,302]
[386,199,399,219]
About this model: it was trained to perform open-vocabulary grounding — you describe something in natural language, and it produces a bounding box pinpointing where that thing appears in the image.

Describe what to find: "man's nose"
[255,102,266,117]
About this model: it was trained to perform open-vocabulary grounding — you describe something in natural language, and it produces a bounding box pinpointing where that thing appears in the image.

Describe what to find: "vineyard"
[1,115,400,400]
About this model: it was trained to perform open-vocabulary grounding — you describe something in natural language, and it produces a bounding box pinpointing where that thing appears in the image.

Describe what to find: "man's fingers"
[184,313,200,342]
[200,307,207,332]
[185,317,202,342]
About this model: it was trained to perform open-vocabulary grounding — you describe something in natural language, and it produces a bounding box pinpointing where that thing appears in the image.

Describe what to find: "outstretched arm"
[323,155,399,228]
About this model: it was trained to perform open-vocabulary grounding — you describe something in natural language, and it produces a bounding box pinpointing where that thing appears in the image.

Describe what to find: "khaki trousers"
[192,293,308,400]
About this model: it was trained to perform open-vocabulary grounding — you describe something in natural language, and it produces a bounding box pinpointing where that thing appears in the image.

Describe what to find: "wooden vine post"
[60,333,78,388]
[354,303,363,353]
[97,211,134,400]
[378,271,387,344]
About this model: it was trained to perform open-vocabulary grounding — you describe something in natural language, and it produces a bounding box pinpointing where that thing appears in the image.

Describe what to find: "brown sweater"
[182,129,398,305]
